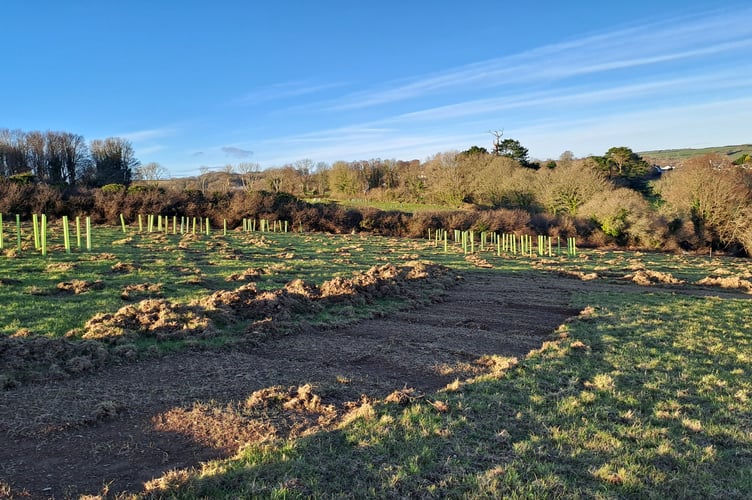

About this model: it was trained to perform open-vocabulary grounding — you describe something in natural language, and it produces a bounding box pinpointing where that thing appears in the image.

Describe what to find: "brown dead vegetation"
[121,282,163,300]
[555,269,599,281]
[46,262,75,273]
[0,336,110,387]
[225,267,268,281]
[82,299,212,342]
[154,384,339,454]
[111,261,138,273]
[465,254,494,268]
[626,269,685,286]
[385,387,424,406]
[696,275,752,293]
[56,279,105,294]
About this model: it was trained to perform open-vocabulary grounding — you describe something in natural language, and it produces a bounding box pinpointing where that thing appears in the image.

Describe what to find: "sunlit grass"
[333,198,462,213]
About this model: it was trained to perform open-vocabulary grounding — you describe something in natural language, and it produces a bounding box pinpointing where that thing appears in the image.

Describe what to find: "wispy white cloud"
[323,8,752,111]
[168,7,752,174]
[252,93,752,166]
[136,145,167,155]
[270,127,397,145]
[119,127,176,142]
[379,70,752,125]
[238,80,347,105]
[258,129,479,166]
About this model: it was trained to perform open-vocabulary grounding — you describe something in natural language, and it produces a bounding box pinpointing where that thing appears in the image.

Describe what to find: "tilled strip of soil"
[0,270,580,499]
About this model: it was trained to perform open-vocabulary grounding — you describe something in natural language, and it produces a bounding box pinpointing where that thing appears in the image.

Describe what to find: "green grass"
[640,143,752,164]
[328,198,464,213]
[140,280,752,499]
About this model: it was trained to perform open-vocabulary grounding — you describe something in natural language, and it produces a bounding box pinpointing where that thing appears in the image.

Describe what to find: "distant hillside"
[639,144,752,166]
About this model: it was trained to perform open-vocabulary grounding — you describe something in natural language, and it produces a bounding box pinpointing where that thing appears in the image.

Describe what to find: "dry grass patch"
[56,279,105,294]
[45,262,75,273]
[626,269,684,285]
[110,261,138,273]
[153,384,337,453]
[556,269,599,281]
[464,254,493,268]
[120,282,163,300]
[696,275,752,293]
[82,299,211,341]
[225,267,268,281]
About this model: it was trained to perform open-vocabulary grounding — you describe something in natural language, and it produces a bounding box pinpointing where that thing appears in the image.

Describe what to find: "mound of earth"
[111,261,138,273]
[153,384,336,455]
[225,267,268,281]
[82,299,211,342]
[696,275,752,293]
[555,269,599,281]
[626,269,684,285]
[121,282,164,300]
[465,254,493,268]
[56,279,105,294]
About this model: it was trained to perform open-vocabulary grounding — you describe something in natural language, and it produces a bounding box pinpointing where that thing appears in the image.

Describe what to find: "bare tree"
[135,162,169,186]
[294,158,315,195]
[490,130,504,156]
[0,129,27,176]
[223,164,235,192]
[199,166,211,194]
[60,132,89,186]
[237,162,260,191]
[535,161,607,215]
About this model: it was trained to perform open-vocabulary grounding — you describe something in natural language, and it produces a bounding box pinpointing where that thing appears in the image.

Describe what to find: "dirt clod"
[57,279,105,294]
[626,270,684,285]
[696,275,752,293]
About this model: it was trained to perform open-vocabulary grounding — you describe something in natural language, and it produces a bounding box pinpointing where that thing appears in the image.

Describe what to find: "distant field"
[317,198,464,213]
[640,144,752,164]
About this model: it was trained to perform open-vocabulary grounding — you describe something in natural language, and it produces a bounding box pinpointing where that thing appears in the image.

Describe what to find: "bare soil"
[2,268,739,498]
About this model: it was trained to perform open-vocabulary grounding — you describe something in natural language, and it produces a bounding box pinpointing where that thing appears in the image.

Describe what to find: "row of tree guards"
[0,213,575,259]
[0,213,297,256]
[118,215,293,236]
[427,228,577,257]
[0,214,93,255]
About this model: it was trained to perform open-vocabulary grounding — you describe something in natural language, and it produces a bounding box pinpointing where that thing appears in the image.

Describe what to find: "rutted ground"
[0,269,583,498]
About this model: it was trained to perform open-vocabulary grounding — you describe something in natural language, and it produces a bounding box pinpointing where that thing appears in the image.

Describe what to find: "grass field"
[640,143,752,164]
[317,198,465,213]
[2,222,751,497]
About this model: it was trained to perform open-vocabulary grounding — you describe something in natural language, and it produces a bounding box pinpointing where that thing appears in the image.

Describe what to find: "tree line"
[2,126,752,255]
[0,129,139,187]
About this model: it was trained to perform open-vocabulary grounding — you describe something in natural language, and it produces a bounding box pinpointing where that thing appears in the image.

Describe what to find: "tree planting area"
[1,224,751,498]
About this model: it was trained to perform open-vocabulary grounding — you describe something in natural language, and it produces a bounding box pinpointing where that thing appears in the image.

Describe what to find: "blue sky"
[2,1,751,177]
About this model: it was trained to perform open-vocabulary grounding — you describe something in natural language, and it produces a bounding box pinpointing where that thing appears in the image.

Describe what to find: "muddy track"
[3,269,739,498]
